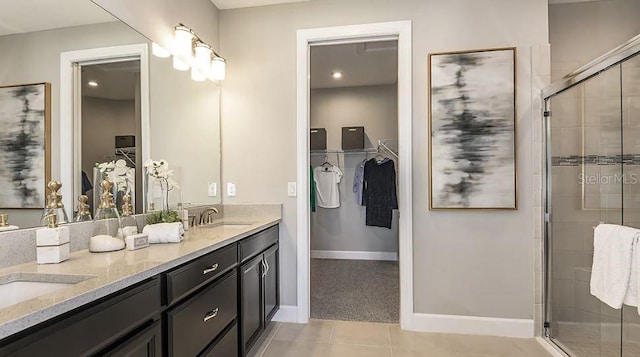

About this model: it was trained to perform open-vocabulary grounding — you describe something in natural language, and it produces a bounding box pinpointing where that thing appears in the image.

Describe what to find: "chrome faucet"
[198,207,219,225]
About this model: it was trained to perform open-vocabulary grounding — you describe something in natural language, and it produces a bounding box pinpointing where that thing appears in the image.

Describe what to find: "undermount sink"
[0,273,95,310]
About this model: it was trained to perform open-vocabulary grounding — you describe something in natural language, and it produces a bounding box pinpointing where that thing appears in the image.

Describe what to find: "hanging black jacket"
[363,158,398,229]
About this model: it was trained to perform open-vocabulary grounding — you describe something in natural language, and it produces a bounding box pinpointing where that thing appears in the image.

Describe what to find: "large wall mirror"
[0,0,221,229]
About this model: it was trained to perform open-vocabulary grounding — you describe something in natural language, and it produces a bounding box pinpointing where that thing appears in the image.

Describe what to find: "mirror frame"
[59,44,151,214]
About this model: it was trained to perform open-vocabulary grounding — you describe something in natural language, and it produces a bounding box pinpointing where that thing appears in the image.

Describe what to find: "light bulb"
[173,26,193,58]
[173,25,193,71]
[210,57,226,81]
[194,42,212,75]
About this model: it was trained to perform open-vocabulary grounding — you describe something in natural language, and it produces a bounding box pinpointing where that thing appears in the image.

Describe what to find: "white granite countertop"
[0,216,280,340]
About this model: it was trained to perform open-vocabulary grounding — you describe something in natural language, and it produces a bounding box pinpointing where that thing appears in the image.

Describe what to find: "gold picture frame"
[428,47,517,210]
[0,82,51,209]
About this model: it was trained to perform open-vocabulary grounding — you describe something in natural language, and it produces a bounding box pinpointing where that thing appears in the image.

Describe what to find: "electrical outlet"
[208,182,217,197]
[287,182,297,197]
[227,182,236,197]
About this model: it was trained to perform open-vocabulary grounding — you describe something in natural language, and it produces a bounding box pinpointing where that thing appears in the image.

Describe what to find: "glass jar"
[41,181,69,226]
[118,194,138,239]
[93,180,122,239]
[74,195,92,222]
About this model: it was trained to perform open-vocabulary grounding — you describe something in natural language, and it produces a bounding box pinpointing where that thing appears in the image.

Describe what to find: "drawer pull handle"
[203,263,219,275]
[204,308,219,322]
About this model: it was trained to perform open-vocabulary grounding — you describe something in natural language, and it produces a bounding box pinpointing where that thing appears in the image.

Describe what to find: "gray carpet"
[310,258,399,323]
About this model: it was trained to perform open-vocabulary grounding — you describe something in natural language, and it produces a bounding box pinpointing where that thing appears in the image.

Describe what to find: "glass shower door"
[545,62,623,357]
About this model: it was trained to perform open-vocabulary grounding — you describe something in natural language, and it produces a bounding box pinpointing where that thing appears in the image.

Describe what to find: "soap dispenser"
[89,180,125,252]
[36,214,70,264]
[0,213,19,232]
[41,181,70,226]
[74,195,92,222]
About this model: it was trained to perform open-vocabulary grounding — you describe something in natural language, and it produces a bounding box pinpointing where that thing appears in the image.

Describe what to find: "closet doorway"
[296,21,412,328]
[308,40,399,323]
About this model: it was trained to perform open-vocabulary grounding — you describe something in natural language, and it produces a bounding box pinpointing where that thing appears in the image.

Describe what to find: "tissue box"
[126,233,149,250]
[37,244,70,264]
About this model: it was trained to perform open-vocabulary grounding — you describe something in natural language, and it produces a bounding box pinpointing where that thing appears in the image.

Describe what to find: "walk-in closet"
[308,40,400,323]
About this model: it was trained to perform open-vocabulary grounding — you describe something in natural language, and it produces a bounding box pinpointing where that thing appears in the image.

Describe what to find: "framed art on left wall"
[0,83,51,208]
[429,47,517,210]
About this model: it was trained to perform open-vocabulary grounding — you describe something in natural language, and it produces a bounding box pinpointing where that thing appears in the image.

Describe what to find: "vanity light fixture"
[151,43,171,58]
[332,71,343,79]
[161,23,226,81]
[87,81,98,87]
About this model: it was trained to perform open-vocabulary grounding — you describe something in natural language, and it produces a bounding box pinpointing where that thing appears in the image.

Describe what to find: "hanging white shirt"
[314,165,343,208]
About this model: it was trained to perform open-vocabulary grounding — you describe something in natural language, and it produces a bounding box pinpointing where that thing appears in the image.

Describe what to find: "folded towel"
[590,223,640,309]
[142,222,184,244]
[625,236,640,308]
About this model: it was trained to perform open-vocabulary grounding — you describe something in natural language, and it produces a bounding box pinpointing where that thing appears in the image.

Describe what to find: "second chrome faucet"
[198,207,219,225]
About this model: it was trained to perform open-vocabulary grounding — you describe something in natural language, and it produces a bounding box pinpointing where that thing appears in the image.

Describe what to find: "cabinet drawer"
[166,243,237,304]
[0,278,161,357]
[167,271,237,357]
[201,322,238,357]
[102,320,162,357]
[239,225,278,263]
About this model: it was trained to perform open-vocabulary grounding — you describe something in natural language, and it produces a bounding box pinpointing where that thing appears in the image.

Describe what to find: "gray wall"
[81,97,136,177]
[219,0,549,319]
[310,84,398,254]
[549,0,640,81]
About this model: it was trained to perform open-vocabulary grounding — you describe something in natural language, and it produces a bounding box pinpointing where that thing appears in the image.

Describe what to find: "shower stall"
[544,35,640,356]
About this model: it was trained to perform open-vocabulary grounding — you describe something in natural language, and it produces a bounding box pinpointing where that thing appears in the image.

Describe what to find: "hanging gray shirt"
[353,159,366,205]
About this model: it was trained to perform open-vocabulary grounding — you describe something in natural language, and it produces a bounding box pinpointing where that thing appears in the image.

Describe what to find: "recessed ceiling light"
[332,71,342,79]
[87,81,98,87]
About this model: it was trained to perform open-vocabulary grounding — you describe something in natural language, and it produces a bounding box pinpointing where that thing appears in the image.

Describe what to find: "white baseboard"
[311,250,398,261]
[272,305,299,323]
[536,337,568,357]
[411,313,534,338]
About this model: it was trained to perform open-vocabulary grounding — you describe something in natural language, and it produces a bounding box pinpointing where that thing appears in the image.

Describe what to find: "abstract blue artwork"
[429,48,517,209]
[0,83,50,208]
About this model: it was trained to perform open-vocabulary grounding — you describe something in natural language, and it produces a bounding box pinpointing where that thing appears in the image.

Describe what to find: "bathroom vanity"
[0,218,280,357]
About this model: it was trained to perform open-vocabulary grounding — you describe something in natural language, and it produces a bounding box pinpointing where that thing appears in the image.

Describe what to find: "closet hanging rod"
[377,139,398,159]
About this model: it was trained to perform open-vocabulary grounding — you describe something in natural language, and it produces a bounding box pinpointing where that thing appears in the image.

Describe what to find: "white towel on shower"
[142,222,184,243]
[590,223,640,309]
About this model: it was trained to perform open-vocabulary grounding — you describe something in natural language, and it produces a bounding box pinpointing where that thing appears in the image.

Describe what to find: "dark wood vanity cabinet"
[0,223,279,357]
[239,226,280,356]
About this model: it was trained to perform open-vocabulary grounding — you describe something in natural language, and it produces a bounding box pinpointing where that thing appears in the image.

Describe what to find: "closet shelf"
[310,149,378,155]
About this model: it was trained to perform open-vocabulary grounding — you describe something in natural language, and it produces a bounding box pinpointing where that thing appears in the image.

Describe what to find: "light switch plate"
[208,182,217,197]
[287,182,296,197]
[227,182,236,197]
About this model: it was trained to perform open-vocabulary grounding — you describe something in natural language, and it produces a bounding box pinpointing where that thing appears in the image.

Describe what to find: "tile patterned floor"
[247,320,554,357]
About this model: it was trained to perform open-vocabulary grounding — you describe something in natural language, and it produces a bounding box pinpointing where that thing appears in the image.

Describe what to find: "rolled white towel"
[142,222,184,244]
